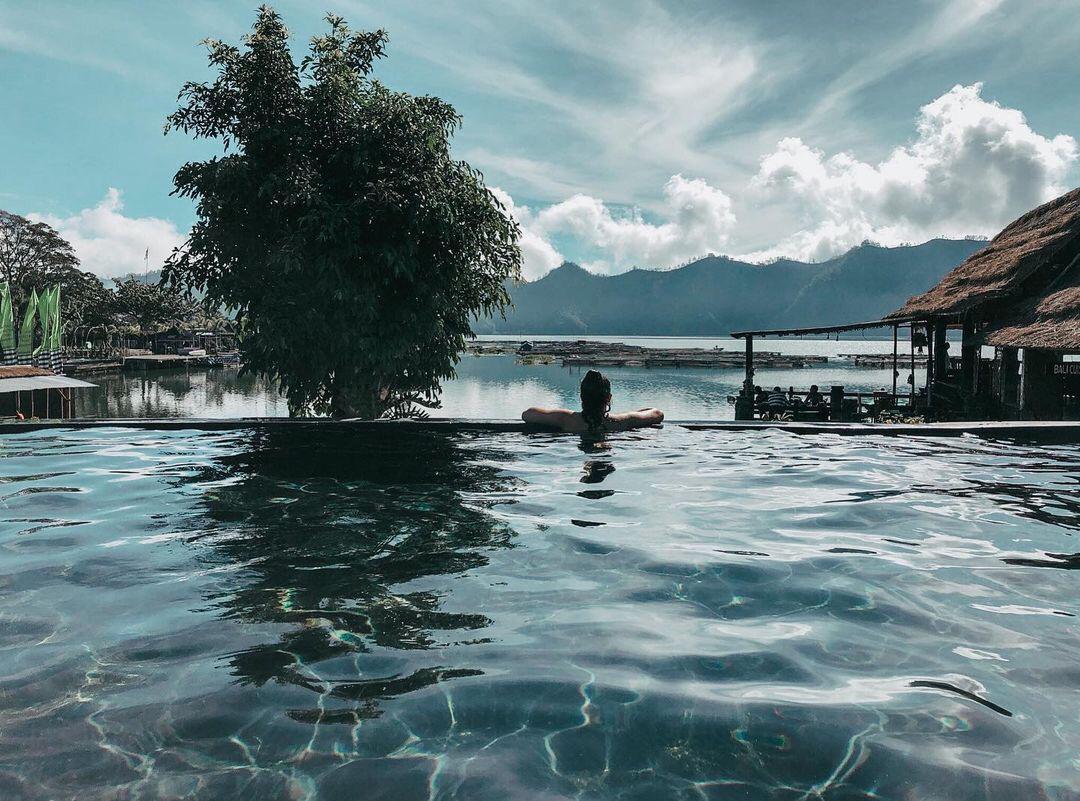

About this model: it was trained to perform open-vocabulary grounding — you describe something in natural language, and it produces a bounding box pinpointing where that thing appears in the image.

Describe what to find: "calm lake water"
[1,425,1077,799]
[75,337,929,420]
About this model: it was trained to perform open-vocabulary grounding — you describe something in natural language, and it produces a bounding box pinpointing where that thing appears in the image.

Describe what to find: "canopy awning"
[0,374,97,393]
[731,318,914,339]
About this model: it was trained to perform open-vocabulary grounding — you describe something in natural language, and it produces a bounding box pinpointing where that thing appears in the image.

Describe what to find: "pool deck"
[2,418,1080,440]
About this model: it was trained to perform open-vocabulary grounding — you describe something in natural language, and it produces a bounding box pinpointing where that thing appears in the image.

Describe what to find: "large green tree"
[163,7,521,418]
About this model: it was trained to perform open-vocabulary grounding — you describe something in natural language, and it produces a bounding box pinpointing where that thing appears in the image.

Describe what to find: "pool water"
[1,426,1078,799]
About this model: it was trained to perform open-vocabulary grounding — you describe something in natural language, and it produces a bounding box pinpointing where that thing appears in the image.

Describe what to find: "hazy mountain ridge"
[476,239,985,335]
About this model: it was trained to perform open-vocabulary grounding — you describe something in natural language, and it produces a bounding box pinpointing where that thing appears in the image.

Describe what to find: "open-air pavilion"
[0,366,97,420]
[733,187,1080,422]
[731,318,920,421]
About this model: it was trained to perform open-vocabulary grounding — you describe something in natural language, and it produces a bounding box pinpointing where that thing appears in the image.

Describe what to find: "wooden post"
[1000,347,1020,417]
[909,325,916,406]
[926,321,935,390]
[961,318,977,394]
[744,335,754,390]
[933,320,949,380]
[891,325,898,399]
[735,335,755,420]
[830,385,844,421]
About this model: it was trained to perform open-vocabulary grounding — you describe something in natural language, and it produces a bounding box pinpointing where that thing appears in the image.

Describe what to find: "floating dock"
[468,340,827,369]
[62,359,123,375]
[839,353,929,368]
[122,354,200,371]
[119,353,242,371]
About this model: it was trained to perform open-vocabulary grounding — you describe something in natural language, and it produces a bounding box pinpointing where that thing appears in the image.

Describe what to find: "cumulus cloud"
[498,175,737,279]
[747,83,1078,262]
[489,187,565,281]
[29,188,186,278]
[536,175,735,274]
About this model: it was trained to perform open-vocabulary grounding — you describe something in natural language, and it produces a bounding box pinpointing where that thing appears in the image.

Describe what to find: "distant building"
[887,188,1080,420]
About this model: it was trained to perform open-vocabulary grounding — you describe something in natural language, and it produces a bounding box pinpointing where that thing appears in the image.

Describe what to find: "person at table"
[522,370,664,434]
[805,384,824,407]
[766,386,789,410]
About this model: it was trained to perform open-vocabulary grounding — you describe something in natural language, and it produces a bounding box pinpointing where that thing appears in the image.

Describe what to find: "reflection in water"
[76,366,289,418]
[181,429,519,717]
[580,460,615,485]
[77,349,924,421]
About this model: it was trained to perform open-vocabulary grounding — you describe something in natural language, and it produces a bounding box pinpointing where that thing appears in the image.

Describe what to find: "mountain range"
[476,238,986,336]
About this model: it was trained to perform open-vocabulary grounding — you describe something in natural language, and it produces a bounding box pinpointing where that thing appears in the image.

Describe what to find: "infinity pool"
[1,426,1078,799]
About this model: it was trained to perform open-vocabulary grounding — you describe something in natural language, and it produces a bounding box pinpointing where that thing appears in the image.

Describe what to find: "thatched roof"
[0,366,53,379]
[982,260,1080,350]
[888,187,1080,319]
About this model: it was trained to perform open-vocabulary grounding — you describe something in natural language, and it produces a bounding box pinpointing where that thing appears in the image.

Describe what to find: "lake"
[75,337,929,420]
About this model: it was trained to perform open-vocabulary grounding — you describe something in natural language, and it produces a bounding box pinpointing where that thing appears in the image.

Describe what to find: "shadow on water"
[174,428,521,718]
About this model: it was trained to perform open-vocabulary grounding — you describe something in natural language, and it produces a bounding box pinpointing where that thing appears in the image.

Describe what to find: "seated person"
[754,385,768,407]
[522,370,664,434]
[766,386,788,409]
[805,384,824,407]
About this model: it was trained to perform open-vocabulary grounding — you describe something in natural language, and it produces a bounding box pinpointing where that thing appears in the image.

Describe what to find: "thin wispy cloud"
[4,0,1080,279]
[801,0,1008,132]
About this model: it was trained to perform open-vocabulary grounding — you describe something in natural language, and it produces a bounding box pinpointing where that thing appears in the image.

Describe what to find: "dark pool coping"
[2,417,1080,441]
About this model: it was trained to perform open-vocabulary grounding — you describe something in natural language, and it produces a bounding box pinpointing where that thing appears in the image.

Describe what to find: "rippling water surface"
[1,427,1078,799]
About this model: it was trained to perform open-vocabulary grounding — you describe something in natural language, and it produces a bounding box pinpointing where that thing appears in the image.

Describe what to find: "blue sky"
[3,0,1080,279]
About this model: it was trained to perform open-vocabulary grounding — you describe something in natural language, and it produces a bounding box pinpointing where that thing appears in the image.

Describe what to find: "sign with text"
[1049,362,1080,376]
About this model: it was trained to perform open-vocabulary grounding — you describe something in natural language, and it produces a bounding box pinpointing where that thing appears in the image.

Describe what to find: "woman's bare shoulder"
[521,407,587,431]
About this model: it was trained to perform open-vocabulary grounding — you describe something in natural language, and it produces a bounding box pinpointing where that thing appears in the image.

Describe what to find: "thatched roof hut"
[981,259,1080,349]
[888,188,1080,324]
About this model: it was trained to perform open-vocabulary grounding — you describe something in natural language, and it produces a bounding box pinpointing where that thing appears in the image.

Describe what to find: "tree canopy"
[111,275,204,335]
[0,209,88,325]
[163,6,521,418]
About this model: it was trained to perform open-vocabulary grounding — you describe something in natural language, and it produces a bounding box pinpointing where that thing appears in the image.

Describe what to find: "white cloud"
[30,188,186,278]
[364,0,778,203]
[532,175,735,275]
[489,187,565,281]
[747,83,1078,262]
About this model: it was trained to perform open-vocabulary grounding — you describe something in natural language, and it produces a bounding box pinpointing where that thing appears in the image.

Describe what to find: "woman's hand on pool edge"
[608,408,665,429]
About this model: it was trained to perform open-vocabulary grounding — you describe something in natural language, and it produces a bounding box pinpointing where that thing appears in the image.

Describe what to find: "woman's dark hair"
[580,370,611,432]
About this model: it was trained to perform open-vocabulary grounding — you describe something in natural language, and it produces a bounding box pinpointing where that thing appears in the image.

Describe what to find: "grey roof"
[730,318,913,338]
[0,374,97,393]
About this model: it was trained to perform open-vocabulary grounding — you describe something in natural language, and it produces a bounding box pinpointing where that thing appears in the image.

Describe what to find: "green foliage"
[163,6,521,418]
[0,209,103,328]
[111,275,203,335]
[0,209,218,340]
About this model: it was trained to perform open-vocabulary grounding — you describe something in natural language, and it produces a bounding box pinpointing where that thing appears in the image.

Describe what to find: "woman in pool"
[521,370,664,434]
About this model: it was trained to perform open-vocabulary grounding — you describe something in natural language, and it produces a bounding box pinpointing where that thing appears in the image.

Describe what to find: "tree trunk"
[330,381,381,419]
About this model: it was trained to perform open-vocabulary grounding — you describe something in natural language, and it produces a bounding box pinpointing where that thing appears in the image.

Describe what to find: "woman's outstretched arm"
[522,407,575,428]
[606,408,664,430]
